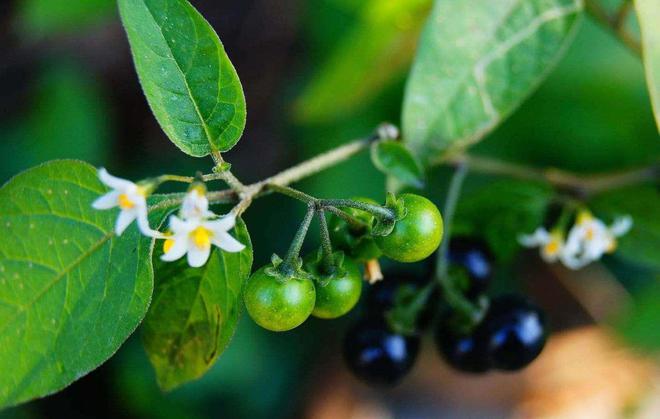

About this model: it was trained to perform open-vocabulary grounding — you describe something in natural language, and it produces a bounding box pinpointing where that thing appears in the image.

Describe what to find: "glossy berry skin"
[343,317,420,386]
[307,257,363,319]
[328,197,382,262]
[375,194,443,263]
[244,266,316,332]
[434,314,490,373]
[448,237,494,299]
[480,295,547,371]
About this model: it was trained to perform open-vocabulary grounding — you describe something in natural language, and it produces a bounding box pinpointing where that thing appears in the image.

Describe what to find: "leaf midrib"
[141,0,218,151]
[0,232,113,333]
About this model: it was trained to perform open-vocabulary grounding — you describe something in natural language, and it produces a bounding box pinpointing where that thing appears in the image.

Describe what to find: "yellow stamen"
[585,227,595,241]
[544,240,560,256]
[118,193,135,210]
[191,226,212,249]
[606,238,617,253]
[163,238,175,254]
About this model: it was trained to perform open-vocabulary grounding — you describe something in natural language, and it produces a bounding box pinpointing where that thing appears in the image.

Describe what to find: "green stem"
[267,184,316,204]
[322,205,369,230]
[320,199,395,223]
[317,209,336,274]
[281,204,315,273]
[434,162,480,321]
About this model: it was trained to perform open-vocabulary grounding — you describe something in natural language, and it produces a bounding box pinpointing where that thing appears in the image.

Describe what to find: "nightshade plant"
[1,0,659,408]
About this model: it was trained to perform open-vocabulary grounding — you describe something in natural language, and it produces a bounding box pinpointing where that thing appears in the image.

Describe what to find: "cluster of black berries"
[343,237,548,386]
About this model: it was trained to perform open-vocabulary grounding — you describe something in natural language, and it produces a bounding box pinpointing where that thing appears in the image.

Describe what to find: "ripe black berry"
[448,236,493,299]
[480,295,547,371]
[343,317,420,386]
[434,315,490,373]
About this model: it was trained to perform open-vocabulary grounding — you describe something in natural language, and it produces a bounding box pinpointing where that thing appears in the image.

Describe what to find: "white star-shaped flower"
[92,168,158,237]
[519,227,566,264]
[161,213,245,268]
[562,210,632,269]
[180,185,214,220]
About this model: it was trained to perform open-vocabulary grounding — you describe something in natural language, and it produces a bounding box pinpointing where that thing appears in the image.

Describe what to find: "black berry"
[480,294,547,371]
[434,314,490,373]
[448,236,494,299]
[343,317,420,386]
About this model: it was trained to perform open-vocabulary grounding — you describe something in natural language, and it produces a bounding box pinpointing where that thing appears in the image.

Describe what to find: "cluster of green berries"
[243,194,444,331]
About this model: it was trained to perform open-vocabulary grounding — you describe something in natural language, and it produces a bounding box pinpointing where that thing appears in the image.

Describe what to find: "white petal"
[135,208,161,238]
[98,168,135,191]
[160,236,188,262]
[187,244,211,268]
[518,228,549,247]
[205,214,236,233]
[169,215,194,234]
[560,252,590,270]
[181,189,211,220]
[92,191,120,210]
[115,210,137,236]
[212,231,245,253]
[610,216,632,237]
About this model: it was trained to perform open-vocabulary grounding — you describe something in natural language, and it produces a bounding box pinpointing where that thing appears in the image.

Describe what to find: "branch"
[585,0,641,57]
[445,154,658,197]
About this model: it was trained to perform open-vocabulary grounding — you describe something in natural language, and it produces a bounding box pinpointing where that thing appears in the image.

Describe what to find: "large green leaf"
[590,186,660,271]
[0,160,160,408]
[293,0,431,123]
[118,0,246,157]
[402,0,582,165]
[142,219,253,391]
[636,0,660,132]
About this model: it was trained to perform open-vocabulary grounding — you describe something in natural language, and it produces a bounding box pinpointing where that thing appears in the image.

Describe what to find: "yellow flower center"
[585,227,595,241]
[118,193,135,210]
[544,240,560,256]
[163,238,175,254]
[190,226,212,249]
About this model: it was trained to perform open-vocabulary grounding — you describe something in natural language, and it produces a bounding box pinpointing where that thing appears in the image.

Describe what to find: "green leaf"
[455,179,553,262]
[0,160,160,408]
[370,140,425,188]
[293,0,431,123]
[636,0,660,132]
[142,219,253,391]
[18,0,115,39]
[590,186,660,271]
[118,0,246,157]
[402,0,582,165]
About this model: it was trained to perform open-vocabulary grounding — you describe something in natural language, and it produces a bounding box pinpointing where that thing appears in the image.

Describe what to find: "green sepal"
[265,253,312,282]
[304,249,348,287]
[384,285,426,336]
[372,193,406,237]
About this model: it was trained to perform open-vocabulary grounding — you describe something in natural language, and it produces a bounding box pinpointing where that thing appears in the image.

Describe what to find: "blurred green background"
[1,0,659,418]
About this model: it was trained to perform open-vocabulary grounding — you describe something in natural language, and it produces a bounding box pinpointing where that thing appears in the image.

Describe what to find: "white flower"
[562,210,632,269]
[519,227,566,264]
[92,168,158,237]
[161,213,245,268]
[180,185,214,220]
